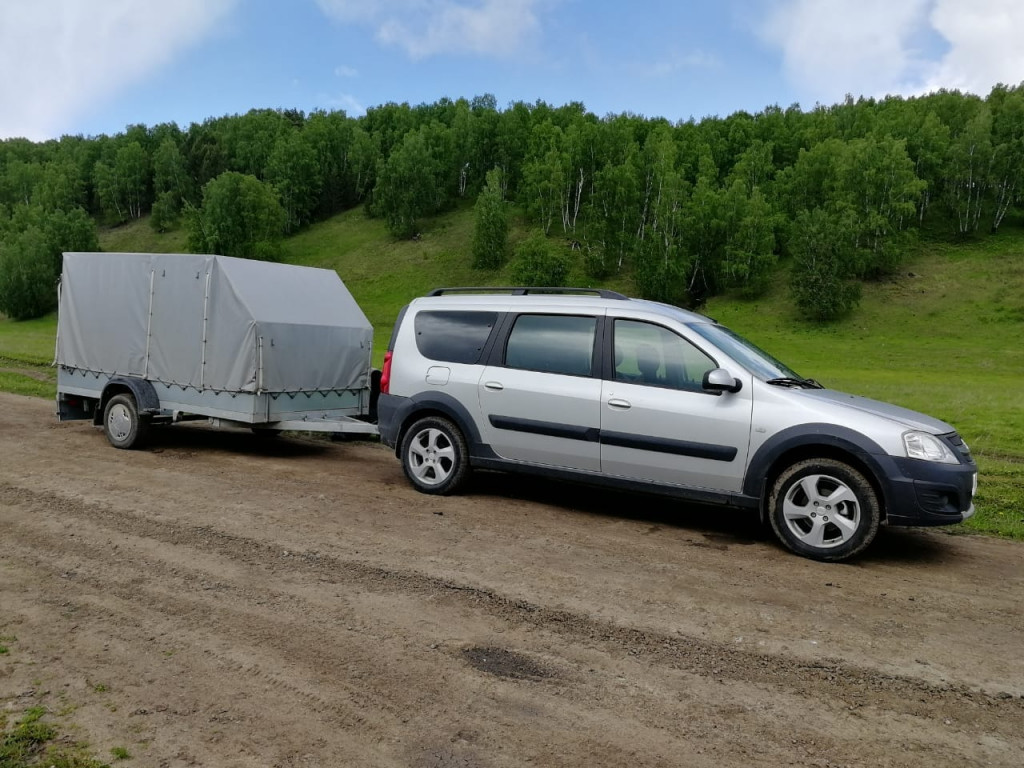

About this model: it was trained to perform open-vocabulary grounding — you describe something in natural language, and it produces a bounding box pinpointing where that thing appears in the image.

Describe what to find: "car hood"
[795,388,955,434]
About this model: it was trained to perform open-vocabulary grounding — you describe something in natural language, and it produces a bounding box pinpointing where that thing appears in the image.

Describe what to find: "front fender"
[744,423,890,502]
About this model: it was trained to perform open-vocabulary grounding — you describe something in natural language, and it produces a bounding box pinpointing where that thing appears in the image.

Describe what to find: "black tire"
[103,393,150,450]
[400,416,469,495]
[768,458,880,562]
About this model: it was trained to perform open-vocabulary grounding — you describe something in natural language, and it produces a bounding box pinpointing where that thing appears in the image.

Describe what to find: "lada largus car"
[377,288,977,561]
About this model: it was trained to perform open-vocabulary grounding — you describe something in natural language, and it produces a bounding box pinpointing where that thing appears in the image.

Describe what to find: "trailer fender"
[95,377,161,425]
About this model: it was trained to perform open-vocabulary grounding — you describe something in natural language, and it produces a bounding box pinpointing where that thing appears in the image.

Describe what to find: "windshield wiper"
[766,377,824,389]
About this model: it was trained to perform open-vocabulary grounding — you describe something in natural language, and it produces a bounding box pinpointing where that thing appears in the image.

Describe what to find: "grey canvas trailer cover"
[56,251,378,449]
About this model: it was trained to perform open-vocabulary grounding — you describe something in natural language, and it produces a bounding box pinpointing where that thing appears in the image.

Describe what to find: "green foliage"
[0,228,57,320]
[788,208,862,321]
[6,86,1024,317]
[508,233,570,286]
[633,240,688,306]
[152,138,191,200]
[471,167,508,268]
[942,105,993,234]
[779,135,924,280]
[187,171,286,260]
[522,120,568,235]
[109,746,130,761]
[721,184,778,296]
[35,159,85,212]
[632,126,691,305]
[40,207,99,273]
[265,130,322,233]
[224,108,292,177]
[372,129,438,238]
[95,141,150,222]
[680,148,727,303]
[150,137,191,232]
[988,89,1024,231]
[588,142,641,278]
[150,190,180,233]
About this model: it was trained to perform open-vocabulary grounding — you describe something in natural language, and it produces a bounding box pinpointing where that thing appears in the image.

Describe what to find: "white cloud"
[760,0,930,102]
[760,0,1024,103]
[315,0,541,59]
[334,65,359,78]
[322,92,366,116]
[0,0,236,140]
[923,1,1024,93]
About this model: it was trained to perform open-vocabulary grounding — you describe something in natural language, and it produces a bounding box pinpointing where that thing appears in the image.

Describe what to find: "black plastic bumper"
[376,393,404,449]
[878,455,977,527]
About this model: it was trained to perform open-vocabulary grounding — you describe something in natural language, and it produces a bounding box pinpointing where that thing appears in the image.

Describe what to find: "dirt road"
[1,391,1022,767]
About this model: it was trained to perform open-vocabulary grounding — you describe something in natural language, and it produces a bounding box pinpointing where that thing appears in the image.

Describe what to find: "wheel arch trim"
[95,377,161,425]
[745,424,891,517]
[393,391,489,460]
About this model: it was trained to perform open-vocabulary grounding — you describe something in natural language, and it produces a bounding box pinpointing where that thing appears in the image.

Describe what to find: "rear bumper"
[376,393,405,449]
[880,455,977,527]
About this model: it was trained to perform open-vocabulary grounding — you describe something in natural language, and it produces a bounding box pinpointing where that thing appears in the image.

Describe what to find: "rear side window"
[414,310,498,364]
[505,314,596,376]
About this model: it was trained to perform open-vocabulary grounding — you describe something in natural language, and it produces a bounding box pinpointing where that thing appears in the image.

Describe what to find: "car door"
[477,312,602,471]
[599,318,753,492]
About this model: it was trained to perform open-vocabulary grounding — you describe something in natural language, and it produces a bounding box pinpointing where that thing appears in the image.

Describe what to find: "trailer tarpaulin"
[57,252,373,393]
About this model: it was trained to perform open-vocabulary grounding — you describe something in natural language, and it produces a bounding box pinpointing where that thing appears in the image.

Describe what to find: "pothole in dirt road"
[461,646,554,681]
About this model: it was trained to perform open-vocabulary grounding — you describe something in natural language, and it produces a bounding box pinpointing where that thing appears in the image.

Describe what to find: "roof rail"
[426,286,629,299]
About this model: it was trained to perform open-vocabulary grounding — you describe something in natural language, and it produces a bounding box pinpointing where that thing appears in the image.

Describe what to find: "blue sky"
[2,0,1024,141]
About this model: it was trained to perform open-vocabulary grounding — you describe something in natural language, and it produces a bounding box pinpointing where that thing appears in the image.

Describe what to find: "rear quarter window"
[413,310,499,364]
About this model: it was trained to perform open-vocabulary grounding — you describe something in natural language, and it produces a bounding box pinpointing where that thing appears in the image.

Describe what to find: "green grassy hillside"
[2,208,1021,537]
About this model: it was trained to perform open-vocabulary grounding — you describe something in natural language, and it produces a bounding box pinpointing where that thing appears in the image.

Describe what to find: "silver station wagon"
[377,288,977,561]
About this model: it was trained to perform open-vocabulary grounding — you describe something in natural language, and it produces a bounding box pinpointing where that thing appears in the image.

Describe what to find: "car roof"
[410,289,714,325]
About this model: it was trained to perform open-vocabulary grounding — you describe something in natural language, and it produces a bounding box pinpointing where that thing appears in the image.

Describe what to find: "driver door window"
[613,319,716,392]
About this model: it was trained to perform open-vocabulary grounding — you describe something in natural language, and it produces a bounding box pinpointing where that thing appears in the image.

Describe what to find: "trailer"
[56,251,378,448]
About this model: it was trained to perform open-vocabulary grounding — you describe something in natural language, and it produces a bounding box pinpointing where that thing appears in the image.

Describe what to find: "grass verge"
[0,707,110,768]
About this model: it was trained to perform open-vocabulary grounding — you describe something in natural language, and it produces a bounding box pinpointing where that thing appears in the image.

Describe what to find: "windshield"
[689,323,803,381]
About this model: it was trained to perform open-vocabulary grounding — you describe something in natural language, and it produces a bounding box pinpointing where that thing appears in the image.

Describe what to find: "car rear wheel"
[769,458,880,561]
[401,416,469,495]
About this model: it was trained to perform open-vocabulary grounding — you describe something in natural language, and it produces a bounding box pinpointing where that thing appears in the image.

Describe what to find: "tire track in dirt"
[1,518,719,768]
[4,477,1021,740]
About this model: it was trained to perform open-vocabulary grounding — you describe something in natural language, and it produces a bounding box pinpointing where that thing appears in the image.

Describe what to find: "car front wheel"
[769,458,880,561]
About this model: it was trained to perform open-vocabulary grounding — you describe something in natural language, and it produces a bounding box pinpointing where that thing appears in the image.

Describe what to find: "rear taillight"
[380,350,393,394]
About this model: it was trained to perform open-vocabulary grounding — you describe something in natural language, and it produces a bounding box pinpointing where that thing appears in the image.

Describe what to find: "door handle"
[607,398,631,410]
[484,381,504,391]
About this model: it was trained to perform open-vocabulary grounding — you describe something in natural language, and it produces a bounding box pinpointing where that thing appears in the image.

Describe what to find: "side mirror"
[703,368,742,394]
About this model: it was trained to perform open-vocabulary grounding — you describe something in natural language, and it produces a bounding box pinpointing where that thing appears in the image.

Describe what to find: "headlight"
[903,431,959,464]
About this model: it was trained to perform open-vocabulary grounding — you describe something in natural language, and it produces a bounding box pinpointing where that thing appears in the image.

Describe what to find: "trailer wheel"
[103,393,150,450]
[400,416,469,495]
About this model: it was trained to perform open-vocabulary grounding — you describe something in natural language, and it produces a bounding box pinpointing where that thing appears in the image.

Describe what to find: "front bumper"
[880,454,977,527]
